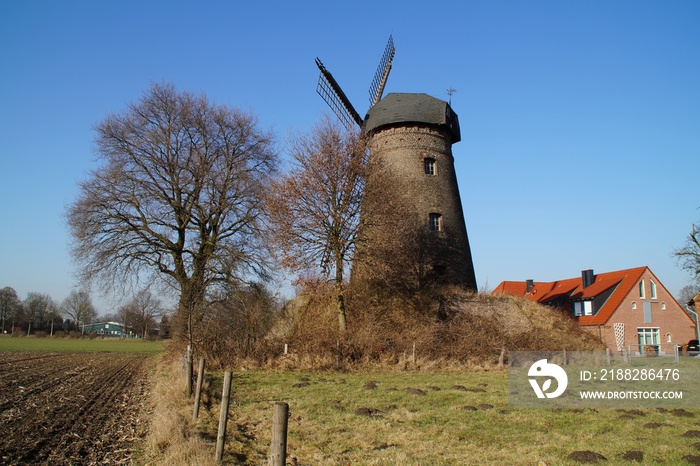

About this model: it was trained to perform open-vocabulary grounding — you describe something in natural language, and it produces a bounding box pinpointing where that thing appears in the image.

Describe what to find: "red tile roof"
[492,266,649,325]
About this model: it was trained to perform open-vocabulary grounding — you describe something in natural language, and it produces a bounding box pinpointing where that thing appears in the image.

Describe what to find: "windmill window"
[429,213,443,232]
[424,158,436,175]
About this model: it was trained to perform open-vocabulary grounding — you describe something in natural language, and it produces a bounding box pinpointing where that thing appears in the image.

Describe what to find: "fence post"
[269,401,289,466]
[412,342,416,365]
[498,347,506,368]
[193,357,206,420]
[605,348,611,366]
[185,344,193,396]
[215,370,233,463]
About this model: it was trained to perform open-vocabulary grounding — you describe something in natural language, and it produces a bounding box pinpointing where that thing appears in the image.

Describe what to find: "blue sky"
[1,1,699,313]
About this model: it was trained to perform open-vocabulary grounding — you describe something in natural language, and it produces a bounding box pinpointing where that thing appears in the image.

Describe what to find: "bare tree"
[122,289,161,338]
[61,290,97,332]
[67,82,277,344]
[200,283,277,359]
[679,284,700,307]
[24,292,55,335]
[675,217,700,281]
[0,287,19,333]
[265,116,367,333]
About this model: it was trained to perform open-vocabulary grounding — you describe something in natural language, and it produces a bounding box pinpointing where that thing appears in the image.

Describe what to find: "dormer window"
[574,301,593,316]
[424,158,436,175]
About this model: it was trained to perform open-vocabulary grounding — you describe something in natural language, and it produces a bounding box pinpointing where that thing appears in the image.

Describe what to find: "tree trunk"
[335,257,347,334]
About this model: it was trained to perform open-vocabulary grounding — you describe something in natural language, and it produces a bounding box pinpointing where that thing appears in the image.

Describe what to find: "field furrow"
[0,351,151,465]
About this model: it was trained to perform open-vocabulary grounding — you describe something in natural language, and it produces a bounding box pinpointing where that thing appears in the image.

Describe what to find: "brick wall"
[351,123,477,291]
[582,270,695,353]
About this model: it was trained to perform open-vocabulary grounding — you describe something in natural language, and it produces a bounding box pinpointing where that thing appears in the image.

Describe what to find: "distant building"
[493,266,696,354]
[81,321,140,338]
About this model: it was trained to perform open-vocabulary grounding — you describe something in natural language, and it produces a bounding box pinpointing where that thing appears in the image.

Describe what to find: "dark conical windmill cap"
[362,93,460,143]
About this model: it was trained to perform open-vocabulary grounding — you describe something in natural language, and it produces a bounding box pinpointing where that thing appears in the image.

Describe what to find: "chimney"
[526,279,534,294]
[582,269,595,289]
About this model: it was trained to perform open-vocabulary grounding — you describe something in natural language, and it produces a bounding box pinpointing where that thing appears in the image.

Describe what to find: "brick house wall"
[581,269,695,354]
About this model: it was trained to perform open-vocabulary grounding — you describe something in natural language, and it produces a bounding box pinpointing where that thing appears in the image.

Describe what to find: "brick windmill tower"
[315,36,477,293]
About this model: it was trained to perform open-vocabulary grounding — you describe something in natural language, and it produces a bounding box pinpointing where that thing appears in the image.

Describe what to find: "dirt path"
[0,351,152,465]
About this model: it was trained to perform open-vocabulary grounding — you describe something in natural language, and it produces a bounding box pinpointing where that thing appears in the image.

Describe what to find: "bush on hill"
[201,285,604,369]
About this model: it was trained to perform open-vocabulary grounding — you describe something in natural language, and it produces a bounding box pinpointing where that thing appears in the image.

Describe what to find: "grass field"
[193,368,700,465]
[0,334,167,354]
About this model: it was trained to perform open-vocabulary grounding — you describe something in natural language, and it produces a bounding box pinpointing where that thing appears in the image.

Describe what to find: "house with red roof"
[493,266,697,354]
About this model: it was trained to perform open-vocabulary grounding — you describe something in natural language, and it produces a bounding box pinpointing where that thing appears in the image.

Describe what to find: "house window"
[639,280,645,299]
[573,301,593,316]
[637,327,659,347]
[424,158,436,175]
[632,302,637,310]
[429,213,443,232]
[661,302,666,310]
[650,280,657,299]
[666,333,672,343]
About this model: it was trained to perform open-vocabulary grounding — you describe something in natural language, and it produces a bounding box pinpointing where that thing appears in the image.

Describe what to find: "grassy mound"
[251,287,604,369]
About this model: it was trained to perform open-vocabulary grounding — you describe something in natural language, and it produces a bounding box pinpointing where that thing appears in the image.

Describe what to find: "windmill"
[314,36,478,293]
[315,35,395,130]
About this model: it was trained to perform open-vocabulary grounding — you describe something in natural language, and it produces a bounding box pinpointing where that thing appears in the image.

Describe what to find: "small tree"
[121,289,161,338]
[679,284,700,307]
[61,290,97,333]
[675,217,700,281]
[0,287,19,333]
[265,116,367,333]
[24,293,55,335]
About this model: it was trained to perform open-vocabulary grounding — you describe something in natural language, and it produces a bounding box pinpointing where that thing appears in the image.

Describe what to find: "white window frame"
[637,327,659,346]
[650,280,657,299]
[639,279,646,299]
[429,213,442,232]
[573,301,593,316]
[424,158,436,175]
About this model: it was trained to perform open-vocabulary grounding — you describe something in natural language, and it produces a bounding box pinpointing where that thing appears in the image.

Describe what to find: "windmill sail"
[315,58,363,130]
[368,35,395,108]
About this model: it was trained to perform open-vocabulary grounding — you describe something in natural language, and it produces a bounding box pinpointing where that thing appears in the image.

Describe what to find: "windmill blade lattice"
[315,58,363,130]
[368,35,395,108]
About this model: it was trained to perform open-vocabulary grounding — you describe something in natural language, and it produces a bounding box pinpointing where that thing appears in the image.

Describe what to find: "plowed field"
[0,351,151,465]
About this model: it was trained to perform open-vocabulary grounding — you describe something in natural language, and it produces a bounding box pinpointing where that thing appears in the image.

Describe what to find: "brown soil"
[0,351,152,465]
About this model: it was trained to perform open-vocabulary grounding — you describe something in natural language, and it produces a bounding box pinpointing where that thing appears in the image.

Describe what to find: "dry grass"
[239,288,605,371]
[141,351,217,466]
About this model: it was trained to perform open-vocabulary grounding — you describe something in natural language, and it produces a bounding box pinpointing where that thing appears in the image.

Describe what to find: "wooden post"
[412,341,416,365]
[192,357,206,420]
[185,344,193,397]
[605,348,611,366]
[215,370,233,463]
[269,402,289,466]
[498,347,506,368]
